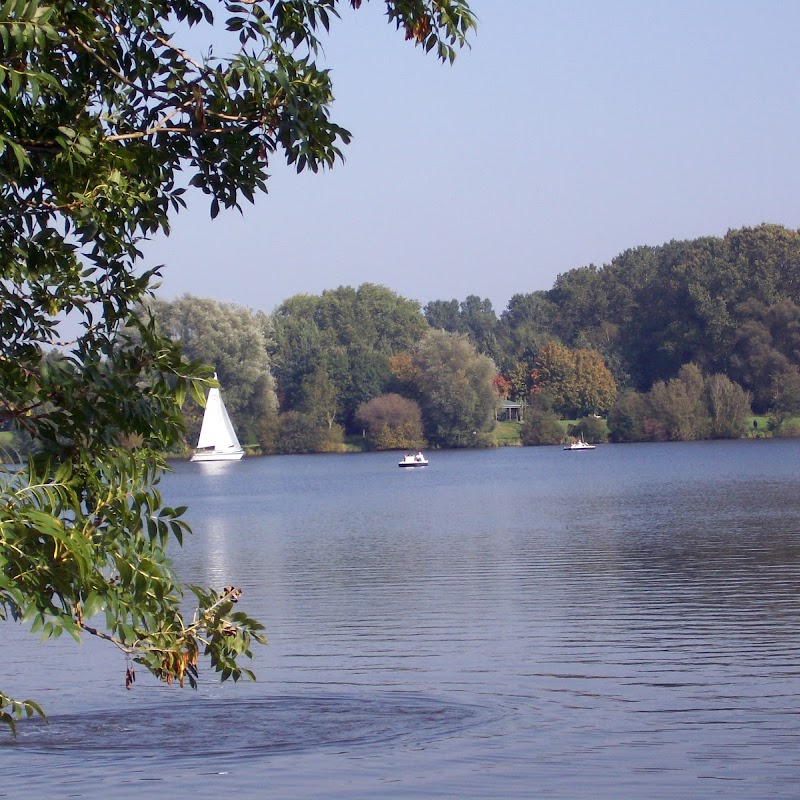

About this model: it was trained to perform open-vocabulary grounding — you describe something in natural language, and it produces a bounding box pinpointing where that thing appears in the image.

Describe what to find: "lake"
[3,440,800,798]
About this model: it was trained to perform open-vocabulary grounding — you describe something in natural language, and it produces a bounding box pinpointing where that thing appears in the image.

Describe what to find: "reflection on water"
[4,440,800,799]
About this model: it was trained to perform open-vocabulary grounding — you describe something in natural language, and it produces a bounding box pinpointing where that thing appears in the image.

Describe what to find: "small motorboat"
[563,435,595,451]
[398,452,429,467]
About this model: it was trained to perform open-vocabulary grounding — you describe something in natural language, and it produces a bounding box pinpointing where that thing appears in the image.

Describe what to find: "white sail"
[191,379,244,462]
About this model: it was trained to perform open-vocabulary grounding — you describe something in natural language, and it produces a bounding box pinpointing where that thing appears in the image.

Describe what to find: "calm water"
[3,440,800,798]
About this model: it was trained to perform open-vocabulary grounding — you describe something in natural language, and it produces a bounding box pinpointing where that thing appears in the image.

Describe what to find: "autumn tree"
[532,342,617,418]
[355,393,425,450]
[531,342,576,414]
[0,0,475,732]
[493,373,511,399]
[572,348,619,416]
[506,361,532,404]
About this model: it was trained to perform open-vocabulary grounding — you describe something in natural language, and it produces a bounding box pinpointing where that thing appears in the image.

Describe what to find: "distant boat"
[190,376,244,462]
[398,452,428,468]
[564,434,595,451]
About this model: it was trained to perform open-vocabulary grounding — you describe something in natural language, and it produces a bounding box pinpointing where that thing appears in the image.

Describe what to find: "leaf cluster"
[1,0,474,727]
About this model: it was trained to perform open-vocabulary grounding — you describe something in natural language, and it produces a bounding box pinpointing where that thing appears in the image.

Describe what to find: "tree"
[607,365,750,443]
[547,265,607,346]
[645,364,710,441]
[520,408,563,446]
[531,342,617,418]
[506,361,532,404]
[767,364,800,435]
[300,366,339,430]
[458,295,500,361]
[0,0,475,732]
[424,299,462,332]
[424,295,500,363]
[572,415,609,443]
[545,225,800,394]
[355,393,424,450]
[146,295,278,447]
[531,341,576,414]
[607,391,649,443]
[273,410,334,454]
[410,330,497,447]
[497,291,559,370]
[571,348,619,416]
[704,373,751,439]
[271,284,428,426]
[729,299,800,413]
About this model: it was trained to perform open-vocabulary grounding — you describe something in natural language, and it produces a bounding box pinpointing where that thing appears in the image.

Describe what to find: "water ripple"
[4,694,495,759]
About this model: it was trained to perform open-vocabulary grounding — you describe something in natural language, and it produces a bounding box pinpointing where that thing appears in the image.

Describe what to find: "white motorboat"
[398,452,428,467]
[190,375,244,462]
[563,434,595,451]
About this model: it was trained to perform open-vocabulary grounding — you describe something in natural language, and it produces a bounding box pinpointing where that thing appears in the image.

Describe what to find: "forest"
[9,222,796,457]
[108,222,795,454]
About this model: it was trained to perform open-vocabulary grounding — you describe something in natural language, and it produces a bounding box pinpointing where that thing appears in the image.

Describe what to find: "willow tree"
[0,0,475,732]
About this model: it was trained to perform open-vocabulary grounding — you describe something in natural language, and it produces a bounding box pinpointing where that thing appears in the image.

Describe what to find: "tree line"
[144,287,498,452]
[135,223,800,453]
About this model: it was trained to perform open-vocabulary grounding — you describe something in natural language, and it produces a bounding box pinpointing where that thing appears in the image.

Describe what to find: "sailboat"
[190,376,244,462]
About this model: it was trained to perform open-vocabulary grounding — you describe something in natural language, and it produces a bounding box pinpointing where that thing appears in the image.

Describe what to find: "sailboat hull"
[190,449,244,462]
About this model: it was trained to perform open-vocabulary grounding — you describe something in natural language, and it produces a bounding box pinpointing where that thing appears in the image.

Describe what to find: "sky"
[143,0,800,317]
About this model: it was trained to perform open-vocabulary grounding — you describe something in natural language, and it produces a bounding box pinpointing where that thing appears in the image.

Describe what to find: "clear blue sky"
[144,0,800,315]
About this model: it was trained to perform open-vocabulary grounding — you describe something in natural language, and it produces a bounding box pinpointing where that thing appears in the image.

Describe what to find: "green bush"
[572,416,609,443]
[520,409,564,446]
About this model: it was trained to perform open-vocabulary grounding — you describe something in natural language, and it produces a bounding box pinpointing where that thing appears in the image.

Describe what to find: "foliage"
[271,284,429,425]
[354,393,424,450]
[506,361,532,403]
[493,373,512,399]
[769,416,800,438]
[572,415,609,443]
[531,342,617,418]
[705,373,752,439]
[0,691,42,737]
[607,391,649,443]
[730,299,800,413]
[1,448,267,729]
[496,292,559,370]
[572,348,619,416]
[318,423,345,452]
[300,366,339,429]
[433,224,788,404]
[646,364,710,441]
[549,225,800,395]
[410,330,497,447]
[424,225,800,411]
[273,410,331,453]
[425,295,501,365]
[520,408,564,446]
[0,0,475,731]
[607,365,750,443]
